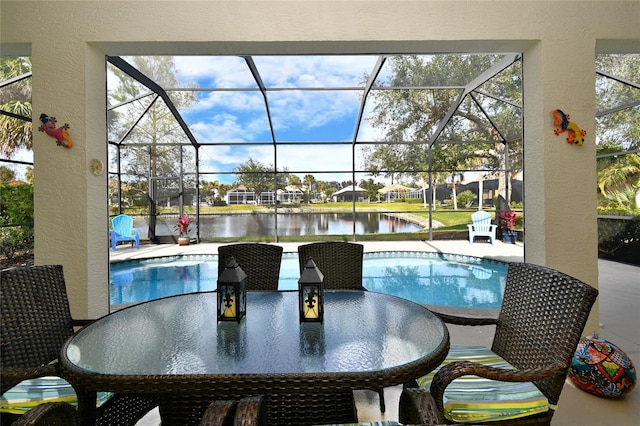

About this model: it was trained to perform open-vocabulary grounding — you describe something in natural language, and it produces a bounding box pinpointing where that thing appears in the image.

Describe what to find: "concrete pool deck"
[110,239,527,265]
[111,240,639,426]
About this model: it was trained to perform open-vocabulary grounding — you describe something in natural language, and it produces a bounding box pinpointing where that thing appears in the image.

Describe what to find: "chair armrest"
[430,360,566,415]
[235,396,266,426]
[399,387,448,426]
[1,364,60,385]
[133,228,140,237]
[432,311,499,326]
[198,400,236,426]
[11,402,78,426]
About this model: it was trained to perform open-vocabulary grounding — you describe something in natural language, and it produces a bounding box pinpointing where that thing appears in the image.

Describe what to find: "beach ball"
[568,336,636,398]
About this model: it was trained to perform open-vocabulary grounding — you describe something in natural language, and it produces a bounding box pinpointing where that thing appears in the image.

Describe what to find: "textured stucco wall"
[2,1,639,332]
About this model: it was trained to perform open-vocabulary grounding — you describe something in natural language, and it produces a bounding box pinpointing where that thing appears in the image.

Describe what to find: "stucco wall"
[2,1,639,333]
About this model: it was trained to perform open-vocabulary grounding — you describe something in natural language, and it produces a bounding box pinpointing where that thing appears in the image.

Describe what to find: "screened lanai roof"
[106,53,524,150]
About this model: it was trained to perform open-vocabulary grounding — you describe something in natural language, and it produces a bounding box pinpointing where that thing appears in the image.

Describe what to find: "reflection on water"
[133,212,422,239]
[110,252,506,309]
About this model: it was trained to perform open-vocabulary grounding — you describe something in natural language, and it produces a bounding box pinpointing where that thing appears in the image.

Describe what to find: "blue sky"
[116,55,389,185]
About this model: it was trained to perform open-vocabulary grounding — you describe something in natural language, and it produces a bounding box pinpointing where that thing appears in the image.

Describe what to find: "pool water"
[110,251,507,309]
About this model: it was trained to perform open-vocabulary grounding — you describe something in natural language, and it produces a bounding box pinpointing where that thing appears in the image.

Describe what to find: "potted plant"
[174,214,192,245]
[499,210,518,244]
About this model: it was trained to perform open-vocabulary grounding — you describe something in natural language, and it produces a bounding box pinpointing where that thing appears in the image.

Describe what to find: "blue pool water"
[110,251,507,309]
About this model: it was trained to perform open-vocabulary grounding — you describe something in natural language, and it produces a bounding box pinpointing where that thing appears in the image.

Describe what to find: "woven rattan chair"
[0,265,157,426]
[217,243,283,291]
[297,242,387,412]
[399,262,598,425]
[9,402,78,426]
[198,396,266,426]
[297,242,365,291]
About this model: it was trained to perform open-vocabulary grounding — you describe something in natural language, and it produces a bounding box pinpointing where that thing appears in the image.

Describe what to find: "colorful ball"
[568,337,636,398]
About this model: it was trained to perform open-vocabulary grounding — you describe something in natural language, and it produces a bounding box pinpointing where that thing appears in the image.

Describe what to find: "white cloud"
[174,56,257,88]
[174,55,380,142]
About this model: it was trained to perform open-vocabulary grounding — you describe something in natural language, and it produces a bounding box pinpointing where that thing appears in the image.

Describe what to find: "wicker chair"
[296,242,386,412]
[297,242,365,290]
[399,262,599,425]
[0,265,157,426]
[198,396,266,426]
[217,243,283,291]
[9,402,78,426]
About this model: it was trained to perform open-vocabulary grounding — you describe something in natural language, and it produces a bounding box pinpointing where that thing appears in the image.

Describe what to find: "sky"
[109,55,391,186]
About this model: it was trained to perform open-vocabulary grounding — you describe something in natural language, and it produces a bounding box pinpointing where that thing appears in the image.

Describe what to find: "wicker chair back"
[492,262,599,405]
[297,242,365,290]
[217,243,283,291]
[1,265,75,395]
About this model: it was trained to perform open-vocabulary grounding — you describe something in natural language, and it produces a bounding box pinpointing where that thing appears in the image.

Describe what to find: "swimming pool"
[110,251,507,310]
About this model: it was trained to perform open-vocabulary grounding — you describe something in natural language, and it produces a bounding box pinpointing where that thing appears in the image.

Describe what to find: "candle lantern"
[217,257,247,322]
[298,259,324,323]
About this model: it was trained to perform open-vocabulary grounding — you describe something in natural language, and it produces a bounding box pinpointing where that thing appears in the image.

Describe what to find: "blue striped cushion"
[416,344,551,423]
[0,376,112,415]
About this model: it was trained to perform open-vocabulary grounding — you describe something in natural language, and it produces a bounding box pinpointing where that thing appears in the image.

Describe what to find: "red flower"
[499,211,518,232]
[174,214,192,236]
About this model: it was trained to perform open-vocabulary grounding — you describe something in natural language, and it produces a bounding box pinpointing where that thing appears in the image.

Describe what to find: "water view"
[110,252,507,309]
[135,212,423,239]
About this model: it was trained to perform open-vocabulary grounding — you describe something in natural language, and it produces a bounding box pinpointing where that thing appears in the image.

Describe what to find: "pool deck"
[113,240,639,426]
[110,239,526,264]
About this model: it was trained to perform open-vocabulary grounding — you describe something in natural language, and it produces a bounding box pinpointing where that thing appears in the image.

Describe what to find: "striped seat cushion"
[0,376,112,415]
[416,344,551,423]
[314,422,401,426]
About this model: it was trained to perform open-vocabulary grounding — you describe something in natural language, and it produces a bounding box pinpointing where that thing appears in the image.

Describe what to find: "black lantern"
[217,257,247,322]
[298,259,324,323]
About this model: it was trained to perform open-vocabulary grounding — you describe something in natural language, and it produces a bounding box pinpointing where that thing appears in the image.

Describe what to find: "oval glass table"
[61,290,449,425]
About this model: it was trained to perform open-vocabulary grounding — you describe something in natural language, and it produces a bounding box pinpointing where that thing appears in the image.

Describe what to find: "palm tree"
[0,57,32,157]
[598,153,640,209]
[303,174,316,204]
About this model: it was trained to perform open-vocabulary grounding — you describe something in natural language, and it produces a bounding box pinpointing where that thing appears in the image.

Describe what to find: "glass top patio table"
[61,290,449,425]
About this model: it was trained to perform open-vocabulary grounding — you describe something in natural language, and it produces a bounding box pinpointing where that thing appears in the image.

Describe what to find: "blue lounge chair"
[110,214,140,250]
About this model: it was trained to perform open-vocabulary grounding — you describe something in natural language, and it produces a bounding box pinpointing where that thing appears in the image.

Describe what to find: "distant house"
[226,185,256,205]
[259,191,276,204]
[378,183,414,201]
[457,178,523,207]
[332,185,367,202]
[277,185,304,203]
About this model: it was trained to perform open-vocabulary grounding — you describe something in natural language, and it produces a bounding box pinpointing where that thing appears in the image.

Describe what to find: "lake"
[133,212,423,238]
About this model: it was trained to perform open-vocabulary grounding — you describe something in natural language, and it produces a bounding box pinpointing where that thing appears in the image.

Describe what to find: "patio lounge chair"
[399,262,598,425]
[217,243,283,291]
[110,214,140,251]
[1,265,157,426]
[467,210,497,244]
[297,242,387,412]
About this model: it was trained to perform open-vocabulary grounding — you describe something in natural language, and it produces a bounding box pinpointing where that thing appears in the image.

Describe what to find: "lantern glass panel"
[301,285,322,320]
